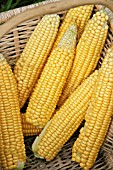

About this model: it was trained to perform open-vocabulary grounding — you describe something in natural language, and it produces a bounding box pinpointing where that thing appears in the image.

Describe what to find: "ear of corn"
[72,45,113,170]
[32,70,98,161]
[0,54,26,170]
[14,14,60,108]
[21,114,42,136]
[25,23,77,128]
[57,10,109,107]
[53,5,94,49]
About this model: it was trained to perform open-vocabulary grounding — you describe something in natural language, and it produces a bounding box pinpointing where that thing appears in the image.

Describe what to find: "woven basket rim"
[0,0,113,39]
[0,0,60,24]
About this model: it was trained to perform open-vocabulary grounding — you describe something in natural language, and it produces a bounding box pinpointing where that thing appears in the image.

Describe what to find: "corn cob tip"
[0,53,5,61]
[100,9,109,19]
[94,10,109,21]
[14,162,24,170]
[44,14,60,22]
[58,23,77,48]
[32,120,51,159]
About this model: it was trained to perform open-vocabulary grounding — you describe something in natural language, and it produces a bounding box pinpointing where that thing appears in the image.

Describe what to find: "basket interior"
[0,5,113,170]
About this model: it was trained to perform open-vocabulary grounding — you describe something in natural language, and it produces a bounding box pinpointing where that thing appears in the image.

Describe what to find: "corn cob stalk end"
[14,162,24,170]
[0,53,5,60]
[32,120,51,159]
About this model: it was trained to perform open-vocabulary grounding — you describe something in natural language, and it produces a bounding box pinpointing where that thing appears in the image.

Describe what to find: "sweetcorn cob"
[72,45,113,170]
[26,24,77,128]
[21,114,42,136]
[0,54,26,170]
[32,70,98,161]
[53,5,94,48]
[57,10,109,107]
[14,14,60,108]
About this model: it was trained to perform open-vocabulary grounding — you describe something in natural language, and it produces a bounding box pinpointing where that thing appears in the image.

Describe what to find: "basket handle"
[0,0,113,39]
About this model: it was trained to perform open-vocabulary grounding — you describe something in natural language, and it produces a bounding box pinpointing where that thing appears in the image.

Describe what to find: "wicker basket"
[0,0,113,169]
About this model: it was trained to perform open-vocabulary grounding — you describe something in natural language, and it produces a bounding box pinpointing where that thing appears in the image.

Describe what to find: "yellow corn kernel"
[0,54,26,170]
[31,70,98,161]
[72,45,113,170]
[21,114,42,136]
[14,14,60,108]
[53,5,94,48]
[25,23,77,128]
[57,10,109,107]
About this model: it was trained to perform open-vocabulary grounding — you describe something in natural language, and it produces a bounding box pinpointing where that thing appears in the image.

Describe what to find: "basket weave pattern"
[0,1,113,169]
[0,0,60,24]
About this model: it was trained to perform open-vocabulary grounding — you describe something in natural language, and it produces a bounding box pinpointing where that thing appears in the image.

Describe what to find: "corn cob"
[72,45,113,170]
[14,14,60,108]
[0,54,26,170]
[21,114,42,136]
[26,24,77,128]
[53,5,94,48]
[32,70,98,161]
[57,10,109,107]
